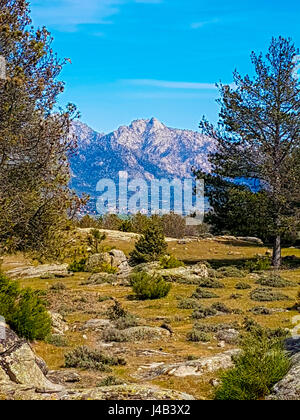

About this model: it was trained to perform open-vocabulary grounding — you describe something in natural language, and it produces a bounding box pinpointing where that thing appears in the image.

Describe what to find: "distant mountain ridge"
[70,118,215,201]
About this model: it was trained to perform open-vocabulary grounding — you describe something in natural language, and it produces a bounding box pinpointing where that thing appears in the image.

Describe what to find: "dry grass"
[3,237,300,400]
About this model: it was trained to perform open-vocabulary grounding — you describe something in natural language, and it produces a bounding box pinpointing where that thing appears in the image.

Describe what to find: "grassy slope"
[3,237,300,400]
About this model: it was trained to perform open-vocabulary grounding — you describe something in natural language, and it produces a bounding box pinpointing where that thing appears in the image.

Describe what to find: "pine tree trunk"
[272,235,281,268]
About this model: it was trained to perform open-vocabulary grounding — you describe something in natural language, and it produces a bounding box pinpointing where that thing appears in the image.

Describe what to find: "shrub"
[68,258,87,273]
[87,229,107,254]
[64,346,126,371]
[102,214,123,231]
[194,322,240,333]
[97,376,124,387]
[215,326,290,400]
[102,328,128,343]
[244,256,271,272]
[114,314,138,330]
[129,224,168,265]
[187,330,212,342]
[198,278,225,289]
[256,273,296,288]
[0,273,51,341]
[160,255,184,269]
[211,302,232,314]
[192,305,218,319]
[192,288,219,299]
[178,298,200,310]
[94,262,118,274]
[119,219,134,233]
[49,282,67,291]
[76,215,102,229]
[161,213,186,239]
[130,272,171,300]
[216,266,247,278]
[250,306,272,315]
[250,287,291,302]
[106,301,127,321]
[45,334,68,347]
[235,282,251,290]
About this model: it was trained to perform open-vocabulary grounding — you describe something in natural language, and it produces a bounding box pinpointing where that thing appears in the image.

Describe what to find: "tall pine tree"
[0,0,84,255]
[195,37,300,267]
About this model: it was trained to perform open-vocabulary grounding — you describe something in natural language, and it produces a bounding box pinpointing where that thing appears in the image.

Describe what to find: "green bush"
[68,258,87,273]
[64,346,126,371]
[129,224,167,265]
[49,282,67,291]
[102,328,129,343]
[97,376,124,387]
[192,288,219,299]
[45,334,68,347]
[216,266,247,278]
[114,314,138,330]
[256,273,296,288]
[0,273,51,341]
[250,287,291,302]
[87,229,107,254]
[211,302,233,314]
[191,305,218,319]
[194,322,240,333]
[106,301,127,321]
[235,282,252,290]
[250,306,272,315]
[130,272,171,300]
[160,255,184,269]
[198,278,225,289]
[187,330,212,342]
[178,298,200,310]
[94,262,118,274]
[244,256,271,272]
[215,325,290,400]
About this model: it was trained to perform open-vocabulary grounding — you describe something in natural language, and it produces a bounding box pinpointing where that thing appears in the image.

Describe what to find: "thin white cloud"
[190,18,220,29]
[31,0,121,26]
[31,0,162,29]
[122,79,217,90]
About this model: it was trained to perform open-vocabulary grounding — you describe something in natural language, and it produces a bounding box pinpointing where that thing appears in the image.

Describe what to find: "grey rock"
[6,264,71,279]
[266,353,300,400]
[216,329,240,345]
[135,350,240,380]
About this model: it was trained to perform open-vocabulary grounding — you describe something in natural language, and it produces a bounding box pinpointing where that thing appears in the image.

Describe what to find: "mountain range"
[70,118,215,204]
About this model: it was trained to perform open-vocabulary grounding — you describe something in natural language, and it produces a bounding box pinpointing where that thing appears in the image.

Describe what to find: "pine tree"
[195,37,300,267]
[0,0,85,255]
[130,223,168,265]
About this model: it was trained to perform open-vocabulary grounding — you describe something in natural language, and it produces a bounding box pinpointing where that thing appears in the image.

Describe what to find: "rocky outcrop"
[81,319,112,331]
[85,250,131,279]
[48,312,69,336]
[0,325,194,400]
[135,350,240,380]
[60,385,195,401]
[266,352,300,400]
[134,262,209,284]
[0,324,64,395]
[6,264,71,279]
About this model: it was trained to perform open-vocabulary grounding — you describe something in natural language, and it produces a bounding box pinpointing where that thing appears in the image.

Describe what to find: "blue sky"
[30,0,300,133]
